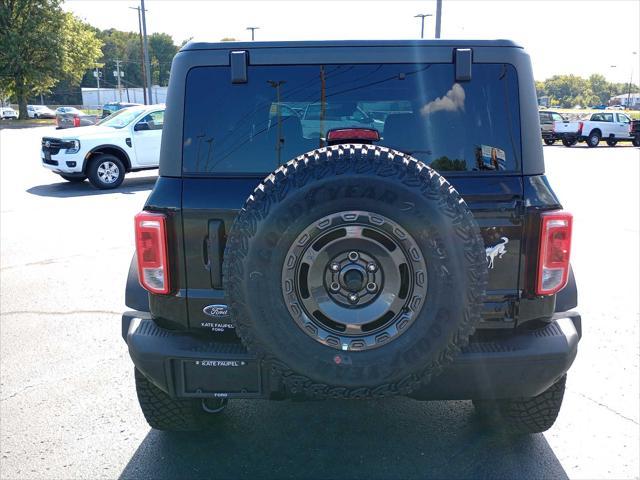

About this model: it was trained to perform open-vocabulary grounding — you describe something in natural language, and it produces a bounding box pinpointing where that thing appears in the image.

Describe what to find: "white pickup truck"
[41,104,164,189]
[553,111,635,147]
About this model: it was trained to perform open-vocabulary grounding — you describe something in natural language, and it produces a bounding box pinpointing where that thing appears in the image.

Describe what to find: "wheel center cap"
[342,267,365,292]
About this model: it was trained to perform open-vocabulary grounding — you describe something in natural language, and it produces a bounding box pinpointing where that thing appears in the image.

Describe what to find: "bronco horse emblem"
[485,237,509,269]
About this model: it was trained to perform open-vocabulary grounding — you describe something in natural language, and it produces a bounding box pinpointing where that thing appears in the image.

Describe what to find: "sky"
[64,0,640,84]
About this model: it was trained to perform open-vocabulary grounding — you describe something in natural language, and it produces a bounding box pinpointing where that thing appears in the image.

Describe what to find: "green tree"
[148,32,177,86]
[587,73,610,104]
[0,0,102,117]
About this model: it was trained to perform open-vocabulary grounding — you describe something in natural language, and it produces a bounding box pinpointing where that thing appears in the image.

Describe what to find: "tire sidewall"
[226,149,486,393]
[588,132,600,147]
[88,154,125,189]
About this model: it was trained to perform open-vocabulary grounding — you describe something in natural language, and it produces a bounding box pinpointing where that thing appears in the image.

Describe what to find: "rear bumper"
[123,311,581,401]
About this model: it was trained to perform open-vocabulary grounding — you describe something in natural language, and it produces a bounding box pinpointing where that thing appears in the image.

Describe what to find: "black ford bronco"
[123,40,580,434]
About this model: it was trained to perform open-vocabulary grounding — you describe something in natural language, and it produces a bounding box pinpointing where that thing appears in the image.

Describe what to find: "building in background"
[81,86,167,108]
[609,93,640,109]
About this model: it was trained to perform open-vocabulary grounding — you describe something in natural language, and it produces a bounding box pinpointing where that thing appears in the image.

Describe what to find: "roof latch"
[454,48,472,82]
[230,50,248,84]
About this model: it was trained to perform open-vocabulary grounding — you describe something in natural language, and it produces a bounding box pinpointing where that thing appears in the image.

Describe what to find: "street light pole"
[140,0,153,105]
[247,26,259,41]
[414,14,432,39]
[435,0,442,38]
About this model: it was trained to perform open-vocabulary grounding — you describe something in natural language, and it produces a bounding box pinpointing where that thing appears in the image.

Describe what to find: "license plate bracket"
[176,358,262,399]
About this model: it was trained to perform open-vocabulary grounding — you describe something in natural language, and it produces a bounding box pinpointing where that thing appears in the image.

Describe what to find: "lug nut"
[330,282,340,292]
[348,293,359,304]
[330,262,340,272]
[366,263,377,273]
[366,282,377,293]
[348,251,359,262]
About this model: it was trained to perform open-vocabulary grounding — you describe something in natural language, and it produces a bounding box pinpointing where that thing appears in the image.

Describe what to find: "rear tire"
[60,174,86,183]
[562,138,576,147]
[606,139,617,147]
[544,139,555,146]
[587,131,600,148]
[87,154,125,189]
[134,368,226,431]
[632,137,640,147]
[473,375,566,435]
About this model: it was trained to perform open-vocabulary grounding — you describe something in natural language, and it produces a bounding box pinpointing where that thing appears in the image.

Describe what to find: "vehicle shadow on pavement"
[26,176,157,198]
[119,398,568,480]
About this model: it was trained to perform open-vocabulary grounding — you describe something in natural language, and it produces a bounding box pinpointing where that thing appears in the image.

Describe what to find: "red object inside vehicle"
[326,128,380,144]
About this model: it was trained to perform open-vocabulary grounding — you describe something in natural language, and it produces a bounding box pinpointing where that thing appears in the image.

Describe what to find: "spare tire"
[223,145,487,398]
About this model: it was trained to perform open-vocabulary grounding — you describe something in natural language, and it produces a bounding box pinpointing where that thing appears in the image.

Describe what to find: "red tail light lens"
[135,211,170,294]
[578,121,583,133]
[536,211,573,295]
[73,116,80,127]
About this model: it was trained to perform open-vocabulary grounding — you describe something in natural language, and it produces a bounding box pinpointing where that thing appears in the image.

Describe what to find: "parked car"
[41,104,164,188]
[606,105,625,110]
[55,107,98,129]
[0,107,18,120]
[554,111,635,146]
[539,110,565,145]
[27,105,56,119]
[122,40,579,435]
[101,102,141,118]
[591,104,607,110]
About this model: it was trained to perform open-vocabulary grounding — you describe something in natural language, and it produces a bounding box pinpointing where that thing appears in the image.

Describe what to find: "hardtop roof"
[180,39,522,52]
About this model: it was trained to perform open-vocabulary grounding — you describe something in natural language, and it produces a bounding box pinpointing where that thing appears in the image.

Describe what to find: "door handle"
[207,220,225,289]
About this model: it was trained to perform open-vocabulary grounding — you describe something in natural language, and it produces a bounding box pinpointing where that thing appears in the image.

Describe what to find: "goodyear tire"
[135,369,226,431]
[223,145,488,399]
[473,375,567,434]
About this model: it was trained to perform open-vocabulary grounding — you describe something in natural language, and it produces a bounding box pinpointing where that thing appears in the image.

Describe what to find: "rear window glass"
[183,63,521,175]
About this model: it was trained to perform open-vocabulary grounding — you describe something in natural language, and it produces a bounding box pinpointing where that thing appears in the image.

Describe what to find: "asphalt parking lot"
[1,127,638,480]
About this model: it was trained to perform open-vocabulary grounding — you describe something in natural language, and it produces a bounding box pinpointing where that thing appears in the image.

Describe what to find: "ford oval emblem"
[203,304,229,318]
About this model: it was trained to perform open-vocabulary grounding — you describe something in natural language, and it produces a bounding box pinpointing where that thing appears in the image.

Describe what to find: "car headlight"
[65,140,81,154]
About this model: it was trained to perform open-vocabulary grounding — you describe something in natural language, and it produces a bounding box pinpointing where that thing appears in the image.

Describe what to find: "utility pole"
[414,14,432,39]
[93,67,102,107]
[435,0,442,38]
[114,60,124,102]
[268,80,286,165]
[129,6,148,104]
[628,51,637,109]
[140,0,153,105]
[609,65,617,105]
[247,26,259,41]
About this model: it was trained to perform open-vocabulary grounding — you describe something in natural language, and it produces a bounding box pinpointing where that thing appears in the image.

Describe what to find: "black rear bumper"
[123,312,581,401]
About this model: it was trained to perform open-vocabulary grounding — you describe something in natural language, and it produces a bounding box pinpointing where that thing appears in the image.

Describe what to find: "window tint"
[539,112,552,124]
[183,63,521,174]
[617,113,630,123]
[593,113,614,122]
[552,113,564,122]
[138,110,164,130]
